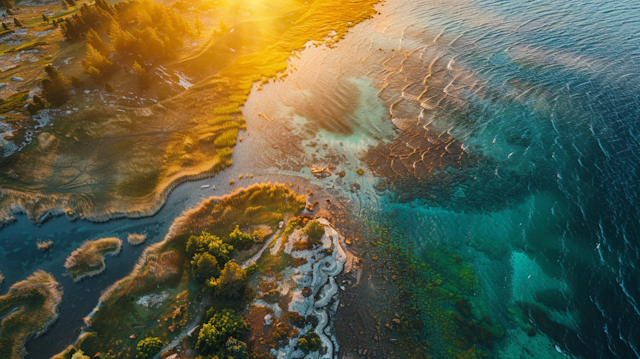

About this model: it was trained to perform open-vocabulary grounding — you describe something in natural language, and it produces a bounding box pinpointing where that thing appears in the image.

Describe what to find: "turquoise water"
[365,0,640,357]
[2,0,640,358]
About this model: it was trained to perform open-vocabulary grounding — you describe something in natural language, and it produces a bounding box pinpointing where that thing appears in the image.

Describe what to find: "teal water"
[363,0,640,357]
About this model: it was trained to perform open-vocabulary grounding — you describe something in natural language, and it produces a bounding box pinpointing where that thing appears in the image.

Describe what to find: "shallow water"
[2,0,640,358]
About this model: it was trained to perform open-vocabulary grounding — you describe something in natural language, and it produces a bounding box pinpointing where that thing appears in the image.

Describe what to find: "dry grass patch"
[127,233,147,246]
[0,270,63,359]
[63,237,122,282]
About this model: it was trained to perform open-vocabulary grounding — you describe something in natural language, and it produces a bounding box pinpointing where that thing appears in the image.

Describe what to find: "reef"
[0,270,63,359]
[63,237,122,282]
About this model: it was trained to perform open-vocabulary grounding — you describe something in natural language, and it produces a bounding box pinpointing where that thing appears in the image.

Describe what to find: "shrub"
[303,220,325,245]
[224,337,248,359]
[71,350,90,359]
[136,337,163,359]
[245,263,258,275]
[186,232,233,264]
[297,331,321,354]
[196,310,246,355]
[229,225,253,251]
[207,261,246,298]
[193,252,220,280]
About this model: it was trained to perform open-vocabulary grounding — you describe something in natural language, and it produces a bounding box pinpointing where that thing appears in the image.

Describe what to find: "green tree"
[2,23,9,31]
[297,332,321,354]
[186,232,233,263]
[207,261,246,298]
[13,17,23,28]
[303,220,325,245]
[41,65,70,106]
[225,337,248,359]
[229,225,253,250]
[196,310,246,355]
[70,350,90,359]
[192,252,220,280]
[136,337,163,359]
[42,14,49,23]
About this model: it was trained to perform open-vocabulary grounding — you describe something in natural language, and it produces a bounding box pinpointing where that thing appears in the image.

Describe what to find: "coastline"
[0,0,383,232]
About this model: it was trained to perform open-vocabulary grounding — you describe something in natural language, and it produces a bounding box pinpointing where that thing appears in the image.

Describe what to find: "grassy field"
[63,237,122,282]
[0,270,63,359]
[0,0,380,226]
[48,183,306,358]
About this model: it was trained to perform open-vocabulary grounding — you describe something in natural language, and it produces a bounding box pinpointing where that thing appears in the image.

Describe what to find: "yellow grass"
[64,238,122,282]
[127,233,147,246]
[0,270,63,359]
[36,239,54,252]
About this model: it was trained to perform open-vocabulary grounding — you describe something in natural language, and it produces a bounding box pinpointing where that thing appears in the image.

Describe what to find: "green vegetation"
[136,337,163,359]
[187,232,233,264]
[70,350,89,359]
[364,216,505,358]
[302,219,325,245]
[229,225,253,250]
[55,184,305,358]
[297,331,321,354]
[0,271,63,359]
[207,261,246,298]
[196,309,246,355]
[42,65,70,106]
[63,237,122,282]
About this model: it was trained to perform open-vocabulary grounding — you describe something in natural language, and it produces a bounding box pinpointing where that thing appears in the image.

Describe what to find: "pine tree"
[132,61,147,88]
[27,95,47,115]
[2,23,9,31]
[87,28,111,56]
[84,43,113,74]
[70,75,83,88]
[42,14,49,23]
[44,65,70,88]
[41,65,70,106]
[87,66,101,82]
[13,17,23,28]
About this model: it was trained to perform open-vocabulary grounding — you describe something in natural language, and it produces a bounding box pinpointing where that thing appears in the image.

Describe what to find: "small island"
[0,270,63,359]
[63,238,123,282]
